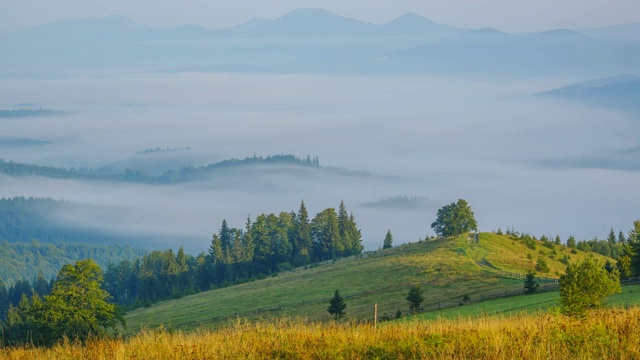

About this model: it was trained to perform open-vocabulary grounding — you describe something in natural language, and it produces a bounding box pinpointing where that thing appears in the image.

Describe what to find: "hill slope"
[124,232,608,331]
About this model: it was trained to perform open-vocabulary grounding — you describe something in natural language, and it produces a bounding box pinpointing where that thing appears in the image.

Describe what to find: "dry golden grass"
[4,308,640,359]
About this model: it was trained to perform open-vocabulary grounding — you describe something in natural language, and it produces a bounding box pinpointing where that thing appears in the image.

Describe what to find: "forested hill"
[0,109,63,118]
[0,197,142,246]
[0,240,145,286]
[0,154,321,184]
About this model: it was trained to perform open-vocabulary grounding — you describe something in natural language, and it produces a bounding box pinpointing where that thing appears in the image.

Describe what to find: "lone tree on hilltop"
[327,290,346,320]
[383,230,393,249]
[431,199,478,237]
[559,257,621,317]
[406,285,425,313]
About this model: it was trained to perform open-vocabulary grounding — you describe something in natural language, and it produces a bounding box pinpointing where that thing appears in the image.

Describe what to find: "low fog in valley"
[1,7,639,254]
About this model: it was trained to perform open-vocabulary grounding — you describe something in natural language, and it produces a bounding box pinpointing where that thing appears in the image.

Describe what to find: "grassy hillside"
[124,232,609,332]
[413,284,640,321]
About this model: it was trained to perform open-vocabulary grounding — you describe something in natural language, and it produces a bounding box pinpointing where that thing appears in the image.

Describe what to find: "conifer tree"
[406,285,425,312]
[524,271,539,294]
[293,200,312,265]
[327,290,346,320]
[383,230,393,249]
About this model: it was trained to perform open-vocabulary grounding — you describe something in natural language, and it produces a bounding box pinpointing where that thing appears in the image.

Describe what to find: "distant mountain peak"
[461,28,509,36]
[384,12,457,35]
[280,8,340,18]
[389,12,434,23]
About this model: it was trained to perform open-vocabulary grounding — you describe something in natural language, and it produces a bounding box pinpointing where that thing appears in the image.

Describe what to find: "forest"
[101,200,362,309]
[0,154,320,184]
[0,197,145,246]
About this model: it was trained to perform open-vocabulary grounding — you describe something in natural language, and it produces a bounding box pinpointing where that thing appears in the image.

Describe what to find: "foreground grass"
[4,308,640,359]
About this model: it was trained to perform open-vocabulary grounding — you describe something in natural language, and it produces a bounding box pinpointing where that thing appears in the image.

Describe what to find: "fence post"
[373,304,378,330]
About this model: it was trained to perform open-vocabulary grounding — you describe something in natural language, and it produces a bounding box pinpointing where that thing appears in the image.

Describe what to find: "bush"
[559,257,621,317]
[535,258,550,273]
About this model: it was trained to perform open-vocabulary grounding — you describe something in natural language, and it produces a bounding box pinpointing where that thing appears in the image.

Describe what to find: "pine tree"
[567,235,577,248]
[608,228,617,244]
[618,231,626,244]
[628,220,640,276]
[219,219,232,251]
[327,290,346,320]
[524,271,539,294]
[311,208,341,261]
[0,279,9,318]
[347,213,363,255]
[337,201,350,257]
[293,201,312,266]
[406,285,424,312]
[554,235,562,245]
[383,230,393,249]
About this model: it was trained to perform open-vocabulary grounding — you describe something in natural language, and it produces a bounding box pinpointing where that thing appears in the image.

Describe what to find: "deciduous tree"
[431,199,478,237]
[559,257,621,317]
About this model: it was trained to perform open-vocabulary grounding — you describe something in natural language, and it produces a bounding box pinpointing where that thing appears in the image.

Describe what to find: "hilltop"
[124,232,608,331]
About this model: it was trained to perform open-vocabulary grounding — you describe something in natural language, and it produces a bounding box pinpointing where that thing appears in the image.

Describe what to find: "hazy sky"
[1,0,638,34]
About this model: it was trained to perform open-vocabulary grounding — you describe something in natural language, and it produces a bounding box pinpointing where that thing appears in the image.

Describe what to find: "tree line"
[102,200,363,309]
[497,220,640,279]
[0,196,153,247]
[0,238,145,286]
[0,154,320,184]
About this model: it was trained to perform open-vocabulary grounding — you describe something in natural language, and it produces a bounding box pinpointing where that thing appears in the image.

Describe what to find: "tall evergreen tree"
[347,213,363,255]
[628,220,640,276]
[618,231,627,244]
[219,219,232,251]
[311,208,341,261]
[383,230,394,249]
[33,270,50,297]
[0,279,9,319]
[608,228,617,244]
[338,201,350,257]
[293,201,312,266]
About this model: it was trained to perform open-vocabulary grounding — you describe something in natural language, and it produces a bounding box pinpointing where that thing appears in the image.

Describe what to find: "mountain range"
[1,8,639,76]
[0,9,459,43]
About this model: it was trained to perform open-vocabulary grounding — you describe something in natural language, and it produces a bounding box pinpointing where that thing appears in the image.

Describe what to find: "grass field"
[4,308,640,359]
[412,284,640,321]
[124,232,607,332]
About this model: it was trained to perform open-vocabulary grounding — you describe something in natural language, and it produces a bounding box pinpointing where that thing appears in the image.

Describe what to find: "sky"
[1,0,639,34]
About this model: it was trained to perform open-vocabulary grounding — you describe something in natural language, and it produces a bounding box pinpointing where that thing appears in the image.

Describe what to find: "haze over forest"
[1,6,639,254]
